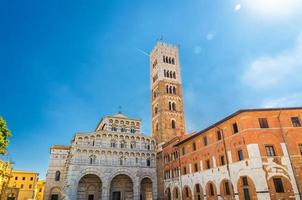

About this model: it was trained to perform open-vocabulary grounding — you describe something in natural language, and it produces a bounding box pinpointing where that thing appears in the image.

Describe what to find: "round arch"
[110,174,133,200]
[77,174,102,200]
[140,177,153,200]
[164,187,172,200]
[205,181,218,200]
[172,186,181,200]
[237,176,258,200]
[182,185,192,200]
[193,183,204,200]
[219,179,234,200]
[267,176,294,200]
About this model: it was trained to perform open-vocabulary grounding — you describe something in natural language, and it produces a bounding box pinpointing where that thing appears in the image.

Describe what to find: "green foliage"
[0,116,11,155]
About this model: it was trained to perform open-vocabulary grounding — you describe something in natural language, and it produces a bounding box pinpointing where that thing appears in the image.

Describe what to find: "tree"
[0,116,11,155]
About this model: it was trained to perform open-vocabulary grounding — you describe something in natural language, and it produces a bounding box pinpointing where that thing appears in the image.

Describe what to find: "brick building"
[162,108,302,200]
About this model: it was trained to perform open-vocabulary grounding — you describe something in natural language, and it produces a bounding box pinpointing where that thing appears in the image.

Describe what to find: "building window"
[242,176,249,186]
[119,157,123,165]
[238,150,244,161]
[259,118,269,128]
[22,177,25,181]
[183,167,187,175]
[111,140,116,148]
[29,184,32,189]
[146,158,151,166]
[217,130,222,141]
[21,184,24,188]
[171,120,176,129]
[182,147,186,155]
[30,177,33,181]
[273,178,284,193]
[220,155,225,166]
[192,142,196,151]
[205,159,210,169]
[203,137,208,146]
[89,155,96,164]
[225,182,231,195]
[15,177,18,180]
[265,145,276,157]
[185,187,189,197]
[291,117,301,127]
[232,123,238,134]
[120,141,126,148]
[299,144,302,155]
[209,184,214,196]
[194,163,198,172]
[130,128,136,133]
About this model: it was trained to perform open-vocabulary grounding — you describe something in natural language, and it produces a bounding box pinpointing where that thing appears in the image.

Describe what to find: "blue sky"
[1,0,302,178]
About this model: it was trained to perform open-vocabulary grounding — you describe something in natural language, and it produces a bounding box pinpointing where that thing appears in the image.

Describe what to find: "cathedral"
[44,113,157,200]
[44,41,183,200]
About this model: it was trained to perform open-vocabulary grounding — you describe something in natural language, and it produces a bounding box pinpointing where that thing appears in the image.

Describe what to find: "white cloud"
[261,93,302,108]
[234,4,241,12]
[242,33,302,89]
[245,0,302,20]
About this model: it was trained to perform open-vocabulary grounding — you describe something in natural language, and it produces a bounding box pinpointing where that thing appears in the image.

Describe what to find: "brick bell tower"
[150,41,186,145]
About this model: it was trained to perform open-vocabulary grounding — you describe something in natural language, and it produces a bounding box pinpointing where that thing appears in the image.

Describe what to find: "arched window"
[169,102,172,110]
[146,158,151,166]
[172,58,175,64]
[89,155,96,164]
[169,86,172,94]
[130,128,136,133]
[163,56,165,62]
[165,57,169,63]
[119,157,123,165]
[154,106,158,114]
[173,87,176,94]
[172,102,176,111]
[166,85,169,93]
[169,57,172,64]
[167,70,170,78]
[55,171,60,181]
[172,120,176,129]
[170,71,173,78]
[173,72,176,79]
[156,123,159,131]
[120,140,126,148]
[111,126,117,131]
[130,141,136,149]
[164,69,167,77]
[111,140,116,148]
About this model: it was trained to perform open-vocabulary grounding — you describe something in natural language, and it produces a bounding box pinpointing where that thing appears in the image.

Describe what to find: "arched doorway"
[182,185,192,200]
[49,187,61,200]
[237,176,258,200]
[205,182,217,200]
[164,187,171,200]
[110,174,133,200]
[141,177,153,200]
[268,176,294,200]
[77,174,102,200]
[219,179,234,200]
[194,184,203,200]
[172,187,180,200]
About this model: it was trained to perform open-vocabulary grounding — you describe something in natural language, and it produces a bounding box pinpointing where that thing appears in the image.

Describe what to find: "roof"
[175,107,302,146]
[12,170,39,174]
[51,145,71,150]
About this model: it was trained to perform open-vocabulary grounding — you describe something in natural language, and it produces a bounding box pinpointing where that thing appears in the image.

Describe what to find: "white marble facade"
[44,113,157,200]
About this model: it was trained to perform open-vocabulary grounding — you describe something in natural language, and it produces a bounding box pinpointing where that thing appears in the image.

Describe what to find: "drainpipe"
[277,111,302,198]
[177,137,183,200]
[217,126,236,200]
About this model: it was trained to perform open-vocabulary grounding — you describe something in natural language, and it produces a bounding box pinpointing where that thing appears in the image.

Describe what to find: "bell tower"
[150,42,186,145]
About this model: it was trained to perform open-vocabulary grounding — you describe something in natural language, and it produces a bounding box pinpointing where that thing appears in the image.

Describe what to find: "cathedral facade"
[44,113,157,200]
